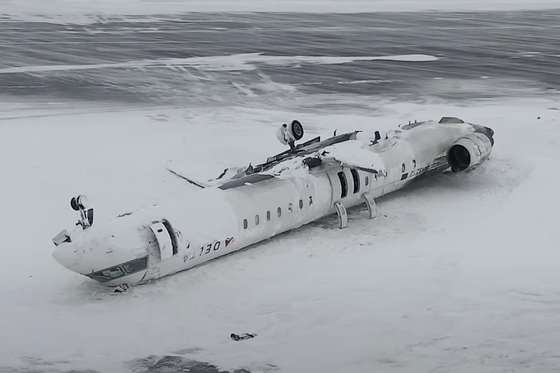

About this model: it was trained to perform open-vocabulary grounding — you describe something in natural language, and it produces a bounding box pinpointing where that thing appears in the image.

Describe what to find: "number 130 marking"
[199,241,221,256]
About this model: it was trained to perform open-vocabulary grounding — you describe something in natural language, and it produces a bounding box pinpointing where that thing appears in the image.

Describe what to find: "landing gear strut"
[334,201,348,229]
[70,195,94,229]
[362,193,378,219]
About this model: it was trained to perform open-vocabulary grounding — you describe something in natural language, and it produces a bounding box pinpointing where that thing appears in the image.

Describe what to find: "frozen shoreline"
[1,0,559,24]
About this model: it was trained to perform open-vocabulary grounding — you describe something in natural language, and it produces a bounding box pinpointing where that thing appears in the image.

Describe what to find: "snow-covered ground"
[1,96,560,372]
[1,0,559,23]
[2,0,559,15]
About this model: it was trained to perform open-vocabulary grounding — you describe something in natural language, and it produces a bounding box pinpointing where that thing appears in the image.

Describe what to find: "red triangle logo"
[225,237,234,247]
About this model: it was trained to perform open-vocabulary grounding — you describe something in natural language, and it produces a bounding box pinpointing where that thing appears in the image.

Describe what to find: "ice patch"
[0,53,438,75]
[338,79,392,85]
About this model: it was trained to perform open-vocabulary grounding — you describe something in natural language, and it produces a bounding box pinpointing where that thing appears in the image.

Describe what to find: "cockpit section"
[85,256,148,283]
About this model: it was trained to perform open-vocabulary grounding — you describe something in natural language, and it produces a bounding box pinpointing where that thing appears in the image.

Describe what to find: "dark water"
[1,11,560,108]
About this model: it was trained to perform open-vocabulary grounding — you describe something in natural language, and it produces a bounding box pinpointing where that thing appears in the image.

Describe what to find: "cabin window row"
[242,197,313,230]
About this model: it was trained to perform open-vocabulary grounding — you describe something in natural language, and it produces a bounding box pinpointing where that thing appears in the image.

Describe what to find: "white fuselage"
[52,119,492,286]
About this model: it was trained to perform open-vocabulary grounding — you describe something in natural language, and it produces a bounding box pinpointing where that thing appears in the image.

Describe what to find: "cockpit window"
[122,257,148,274]
[87,256,148,283]
[87,266,125,282]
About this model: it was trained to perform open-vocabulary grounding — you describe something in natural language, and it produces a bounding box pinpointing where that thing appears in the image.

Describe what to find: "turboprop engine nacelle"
[447,132,493,172]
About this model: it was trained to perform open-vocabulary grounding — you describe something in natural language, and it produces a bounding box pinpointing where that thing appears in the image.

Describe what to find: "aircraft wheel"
[291,120,304,140]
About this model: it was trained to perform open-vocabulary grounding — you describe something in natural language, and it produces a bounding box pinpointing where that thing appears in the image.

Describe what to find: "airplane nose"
[52,220,152,283]
[53,244,82,269]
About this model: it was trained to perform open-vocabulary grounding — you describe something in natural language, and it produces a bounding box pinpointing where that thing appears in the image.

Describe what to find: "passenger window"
[365,176,369,186]
[288,203,293,212]
[266,211,271,221]
[350,169,360,194]
[255,215,260,225]
[277,207,282,217]
[243,219,248,229]
[337,171,348,198]
[309,196,313,205]
[402,163,406,172]
[299,199,303,209]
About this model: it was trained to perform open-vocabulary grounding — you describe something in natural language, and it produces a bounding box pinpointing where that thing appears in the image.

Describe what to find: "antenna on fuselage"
[70,195,94,229]
[276,120,304,152]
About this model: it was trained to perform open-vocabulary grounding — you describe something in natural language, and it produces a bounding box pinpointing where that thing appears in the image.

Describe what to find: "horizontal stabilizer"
[166,161,250,189]
[166,167,207,188]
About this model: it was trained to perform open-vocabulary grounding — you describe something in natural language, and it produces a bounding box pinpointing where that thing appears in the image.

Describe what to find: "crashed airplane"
[52,117,494,289]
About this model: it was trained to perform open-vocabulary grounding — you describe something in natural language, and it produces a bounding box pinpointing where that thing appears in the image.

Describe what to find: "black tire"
[70,197,80,211]
[291,120,304,140]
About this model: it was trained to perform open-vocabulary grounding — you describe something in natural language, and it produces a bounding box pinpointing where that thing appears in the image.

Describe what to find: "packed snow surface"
[1,98,560,373]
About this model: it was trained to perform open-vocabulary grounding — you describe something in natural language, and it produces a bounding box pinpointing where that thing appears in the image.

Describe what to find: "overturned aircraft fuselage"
[52,117,494,287]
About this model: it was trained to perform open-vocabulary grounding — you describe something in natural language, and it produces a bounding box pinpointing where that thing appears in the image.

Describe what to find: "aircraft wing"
[166,161,249,189]
[166,130,384,189]
[317,141,384,174]
[166,167,208,188]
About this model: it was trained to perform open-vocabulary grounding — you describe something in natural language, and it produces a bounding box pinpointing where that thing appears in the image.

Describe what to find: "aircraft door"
[150,221,175,260]
[326,168,343,205]
[326,168,359,206]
